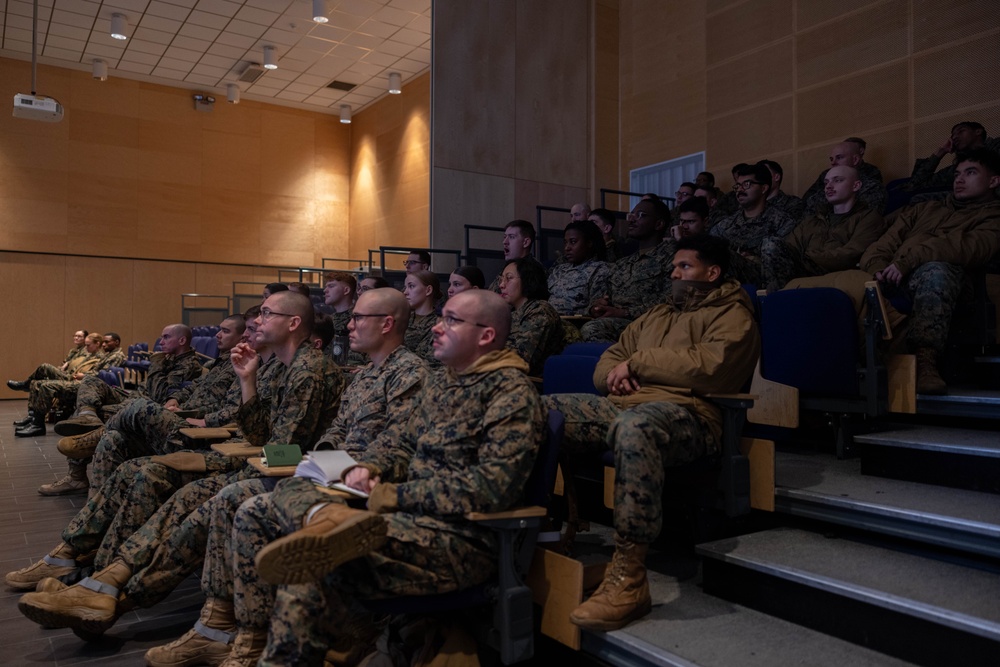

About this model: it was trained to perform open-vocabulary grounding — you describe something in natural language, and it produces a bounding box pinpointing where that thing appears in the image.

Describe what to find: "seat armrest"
[466,506,547,523]
[704,393,757,410]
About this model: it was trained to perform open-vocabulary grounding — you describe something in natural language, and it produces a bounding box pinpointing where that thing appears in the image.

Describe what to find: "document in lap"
[294,450,369,498]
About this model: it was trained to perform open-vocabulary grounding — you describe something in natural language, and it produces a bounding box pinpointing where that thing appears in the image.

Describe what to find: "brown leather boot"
[569,536,651,631]
[915,348,947,395]
[145,598,236,667]
[17,558,132,634]
[5,543,87,591]
[218,628,268,667]
[38,465,89,496]
[255,502,388,585]
[53,410,102,437]
[57,426,106,459]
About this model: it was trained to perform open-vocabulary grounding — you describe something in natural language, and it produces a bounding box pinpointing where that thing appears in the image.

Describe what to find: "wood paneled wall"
[617,0,1000,195]
[430,0,591,253]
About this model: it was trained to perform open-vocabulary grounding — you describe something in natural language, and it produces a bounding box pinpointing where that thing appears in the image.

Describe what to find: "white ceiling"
[0,0,431,115]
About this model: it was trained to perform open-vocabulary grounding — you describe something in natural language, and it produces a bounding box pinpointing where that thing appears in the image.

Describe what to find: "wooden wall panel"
[706,0,792,66]
[593,0,620,204]
[914,106,1000,161]
[796,0,884,30]
[432,168,515,253]
[131,261,199,345]
[913,34,1000,118]
[707,40,793,117]
[63,256,135,347]
[707,98,794,170]
[912,0,1000,52]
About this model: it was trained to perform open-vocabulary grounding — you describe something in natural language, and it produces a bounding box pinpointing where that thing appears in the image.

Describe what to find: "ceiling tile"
[194,0,242,19]
[408,46,429,63]
[187,9,231,29]
[43,46,84,61]
[147,2,194,21]
[48,22,91,41]
[391,27,426,46]
[407,14,429,33]
[336,0,383,18]
[346,62,384,78]
[152,65,192,78]
[122,50,162,65]
[284,82,316,95]
[50,11,95,29]
[56,0,100,18]
[104,0,153,13]
[173,35,212,51]
[262,27,302,46]
[362,51,398,67]
[392,57,424,73]
[140,14,183,33]
[296,35,337,53]
[128,40,170,56]
[356,19,399,39]
[388,0,426,12]
[377,39,413,57]
[5,13,34,30]
[179,23,220,40]
[323,11,365,32]
[199,53,235,68]
[234,5,278,25]
[133,26,177,45]
[164,45,203,62]
[275,90,308,101]
[330,43,368,60]
[373,5,414,27]
[8,1,52,21]
[45,35,87,51]
[158,56,196,71]
[207,42,246,58]
[307,55,352,76]
[118,60,156,74]
[86,43,128,58]
[216,31,256,48]
[309,22,351,42]
[192,62,230,76]
[185,73,221,85]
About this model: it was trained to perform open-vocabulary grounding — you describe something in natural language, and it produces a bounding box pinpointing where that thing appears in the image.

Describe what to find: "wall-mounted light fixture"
[340,104,351,124]
[263,46,278,70]
[388,72,402,94]
[227,83,240,104]
[313,0,329,23]
[92,59,107,81]
[110,13,128,40]
[193,93,215,112]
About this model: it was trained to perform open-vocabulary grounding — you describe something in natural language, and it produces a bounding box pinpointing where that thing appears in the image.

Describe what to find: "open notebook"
[294,450,370,498]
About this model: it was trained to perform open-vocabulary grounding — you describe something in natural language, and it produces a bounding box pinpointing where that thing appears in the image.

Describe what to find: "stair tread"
[855,425,1000,457]
[697,527,1000,636]
[775,452,1000,535]
[917,387,1000,406]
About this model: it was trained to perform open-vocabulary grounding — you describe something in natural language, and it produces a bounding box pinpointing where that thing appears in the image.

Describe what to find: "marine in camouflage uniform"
[766,189,806,223]
[507,298,566,376]
[581,238,676,343]
[709,205,797,286]
[259,347,543,666]
[403,312,437,365]
[907,135,1000,190]
[547,258,612,316]
[324,309,368,367]
[803,161,886,215]
[759,201,885,292]
[70,348,203,416]
[88,351,238,488]
[28,348,125,416]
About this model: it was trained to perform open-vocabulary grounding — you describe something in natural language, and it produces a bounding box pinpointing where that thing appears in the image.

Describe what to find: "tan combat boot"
[17,558,132,635]
[57,426,106,459]
[53,410,103,437]
[915,348,947,395]
[218,628,268,667]
[255,502,388,585]
[38,465,89,496]
[569,536,651,631]
[145,598,236,667]
[4,543,89,591]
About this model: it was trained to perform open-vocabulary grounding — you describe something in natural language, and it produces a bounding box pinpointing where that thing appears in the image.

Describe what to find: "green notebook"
[261,444,303,468]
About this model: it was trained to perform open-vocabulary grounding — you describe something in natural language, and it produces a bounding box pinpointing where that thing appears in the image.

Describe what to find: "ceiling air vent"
[238,63,266,84]
[327,80,356,91]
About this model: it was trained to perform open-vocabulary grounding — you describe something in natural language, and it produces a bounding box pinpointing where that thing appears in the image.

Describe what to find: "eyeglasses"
[259,308,296,321]
[403,260,423,267]
[626,211,654,221]
[350,313,388,324]
[678,219,703,227]
[732,180,765,191]
[675,190,693,198]
[437,314,488,329]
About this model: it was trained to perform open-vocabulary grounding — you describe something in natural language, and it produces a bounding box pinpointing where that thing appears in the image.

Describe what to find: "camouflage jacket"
[139,349,203,403]
[547,258,613,316]
[94,349,127,373]
[909,137,1000,189]
[403,313,438,366]
[507,299,565,376]
[803,161,886,215]
[711,205,798,256]
[173,352,237,413]
[68,351,104,375]
[323,310,368,367]
[387,349,543,544]
[316,346,428,483]
[208,354,281,428]
[63,346,86,365]
[236,342,344,448]
[598,238,676,319]
[767,190,806,222]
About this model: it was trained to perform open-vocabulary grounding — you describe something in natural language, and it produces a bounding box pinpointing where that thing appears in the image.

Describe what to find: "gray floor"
[0,399,202,667]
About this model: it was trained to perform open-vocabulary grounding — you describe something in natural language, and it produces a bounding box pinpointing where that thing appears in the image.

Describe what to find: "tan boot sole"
[256,513,388,585]
[17,594,118,635]
[569,597,652,632]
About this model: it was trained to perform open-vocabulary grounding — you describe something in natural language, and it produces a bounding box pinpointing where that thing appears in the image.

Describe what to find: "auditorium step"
[914,387,1000,419]
[696,527,1000,667]
[856,425,1000,494]
[773,451,1000,559]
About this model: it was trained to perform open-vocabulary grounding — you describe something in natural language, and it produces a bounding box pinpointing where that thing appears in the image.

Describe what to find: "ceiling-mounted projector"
[13,93,64,122]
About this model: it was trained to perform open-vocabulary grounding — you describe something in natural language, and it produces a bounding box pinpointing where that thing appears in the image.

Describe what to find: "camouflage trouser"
[581,317,631,343]
[29,379,79,414]
[905,262,965,352]
[119,463,256,609]
[75,374,129,412]
[258,476,496,666]
[60,456,209,568]
[28,363,71,383]
[90,398,188,489]
[542,394,714,543]
[759,237,823,293]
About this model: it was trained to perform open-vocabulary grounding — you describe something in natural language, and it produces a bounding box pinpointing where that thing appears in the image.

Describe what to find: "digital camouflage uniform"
[544,280,759,543]
[766,190,806,222]
[72,349,203,415]
[88,353,238,488]
[581,239,676,343]
[258,349,543,666]
[710,205,798,286]
[403,313,437,366]
[907,137,1000,190]
[803,161,886,215]
[547,258,613,316]
[507,299,566,376]
[324,310,368,367]
[64,345,87,365]
[28,349,126,415]
[759,201,885,292]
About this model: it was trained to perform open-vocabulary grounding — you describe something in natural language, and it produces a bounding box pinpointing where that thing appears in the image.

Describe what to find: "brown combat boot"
[4,543,90,591]
[53,410,103,437]
[915,348,947,395]
[218,628,268,667]
[17,558,132,635]
[57,426,106,459]
[38,465,89,496]
[145,598,236,667]
[569,536,651,631]
[255,502,388,585]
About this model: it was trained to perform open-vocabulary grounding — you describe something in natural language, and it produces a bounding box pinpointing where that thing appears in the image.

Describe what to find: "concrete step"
[697,527,1000,667]
[774,451,1000,559]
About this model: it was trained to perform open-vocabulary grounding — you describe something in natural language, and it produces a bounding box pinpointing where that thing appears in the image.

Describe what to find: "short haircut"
[759,159,783,178]
[286,282,311,297]
[264,282,288,294]
[172,324,193,344]
[453,265,486,289]
[676,234,731,276]
[731,162,749,175]
[324,272,357,296]
[508,257,549,301]
[644,196,671,223]
[104,332,121,343]
[952,121,987,138]
[697,171,716,186]
[411,269,443,302]
[77,330,89,337]
[679,181,697,191]
[244,304,262,320]
[505,219,536,244]
[361,275,390,289]
[270,292,315,338]
[222,314,246,335]
[312,314,335,349]
[955,148,1000,176]
[735,163,773,190]
[85,332,103,345]
[409,250,432,265]
[564,219,607,261]
[678,197,710,219]
[844,136,867,153]
[589,207,616,228]
[461,290,511,348]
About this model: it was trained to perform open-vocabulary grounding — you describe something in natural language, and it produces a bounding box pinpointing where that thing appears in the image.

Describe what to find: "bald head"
[269,291,315,338]
[455,290,511,349]
[824,165,863,210]
[569,203,592,221]
[362,288,411,337]
[829,142,862,168]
